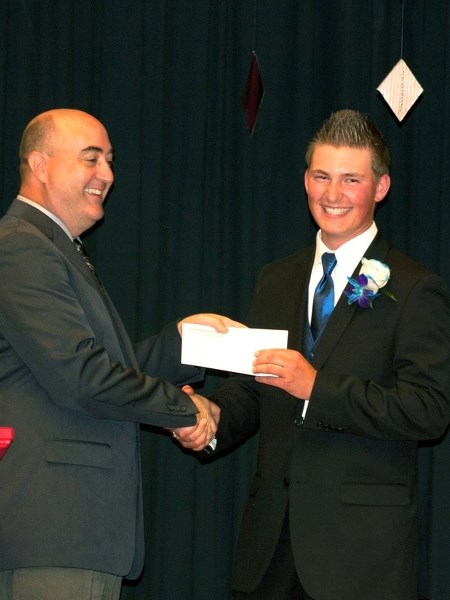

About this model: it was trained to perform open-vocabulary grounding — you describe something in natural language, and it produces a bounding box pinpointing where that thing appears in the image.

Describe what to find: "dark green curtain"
[0,1,449,598]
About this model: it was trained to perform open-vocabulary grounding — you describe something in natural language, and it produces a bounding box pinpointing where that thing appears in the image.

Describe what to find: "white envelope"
[181,324,288,376]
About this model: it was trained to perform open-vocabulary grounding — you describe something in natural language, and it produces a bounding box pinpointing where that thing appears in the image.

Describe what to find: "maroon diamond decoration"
[244,52,264,134]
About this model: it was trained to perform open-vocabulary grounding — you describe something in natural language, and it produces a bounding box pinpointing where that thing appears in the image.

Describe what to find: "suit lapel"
[287,248,314,350]
[311,234,391,368]
[6,199,137,367]
[7,199,96,288]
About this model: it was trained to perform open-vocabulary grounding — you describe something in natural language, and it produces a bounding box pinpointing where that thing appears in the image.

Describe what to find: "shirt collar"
[314,222,378,273]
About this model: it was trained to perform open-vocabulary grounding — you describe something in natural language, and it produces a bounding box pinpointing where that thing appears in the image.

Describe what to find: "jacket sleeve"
[210,374,261,452]
[134,322,205,387]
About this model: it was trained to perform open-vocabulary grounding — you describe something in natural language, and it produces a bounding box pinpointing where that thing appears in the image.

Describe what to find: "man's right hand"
[172,385,221,452]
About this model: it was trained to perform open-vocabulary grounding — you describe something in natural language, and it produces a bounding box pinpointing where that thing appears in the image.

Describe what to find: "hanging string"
[252,0,258,52]
[400,0,405,58]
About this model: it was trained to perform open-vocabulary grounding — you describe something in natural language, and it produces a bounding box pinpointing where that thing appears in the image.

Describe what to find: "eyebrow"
[310,168,364,178]
[80,146,114,156]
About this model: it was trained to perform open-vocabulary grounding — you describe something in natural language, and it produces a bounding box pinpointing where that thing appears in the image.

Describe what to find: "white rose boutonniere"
[344,257,397,309]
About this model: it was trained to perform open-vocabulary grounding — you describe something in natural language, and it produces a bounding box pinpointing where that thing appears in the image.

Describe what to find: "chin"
[91,208,104,221]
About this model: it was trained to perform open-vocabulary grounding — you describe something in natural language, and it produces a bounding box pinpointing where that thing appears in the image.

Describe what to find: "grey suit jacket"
[0,199,201,578]
[211,234,450,600]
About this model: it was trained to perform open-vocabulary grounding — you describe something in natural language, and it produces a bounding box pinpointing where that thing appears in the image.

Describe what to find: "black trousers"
[233,511,315,600]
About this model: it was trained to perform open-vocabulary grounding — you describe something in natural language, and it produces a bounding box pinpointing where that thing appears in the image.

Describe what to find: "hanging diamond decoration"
[244,52,264,134]
[377,59,424,121]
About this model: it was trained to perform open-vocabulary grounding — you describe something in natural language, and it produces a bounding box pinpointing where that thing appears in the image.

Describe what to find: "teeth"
[323,206,350,215]
[85,188,102,196]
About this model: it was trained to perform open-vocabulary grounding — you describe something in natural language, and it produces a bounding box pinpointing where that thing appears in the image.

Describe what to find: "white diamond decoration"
[377,59,424,121]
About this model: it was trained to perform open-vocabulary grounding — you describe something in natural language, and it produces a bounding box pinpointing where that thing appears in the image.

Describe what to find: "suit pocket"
[340,482,410,506]
[46,439,112,469]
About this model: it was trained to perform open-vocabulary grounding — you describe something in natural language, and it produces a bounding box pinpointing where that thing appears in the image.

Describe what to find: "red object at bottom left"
[0,427,14,459]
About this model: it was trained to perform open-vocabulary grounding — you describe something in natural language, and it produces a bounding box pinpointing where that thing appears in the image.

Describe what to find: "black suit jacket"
[0,199,202,578]
[211,234,450,600]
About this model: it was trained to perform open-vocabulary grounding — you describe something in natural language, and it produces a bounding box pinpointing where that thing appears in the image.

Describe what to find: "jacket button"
[294,417,304,427]
[283,478,290,488]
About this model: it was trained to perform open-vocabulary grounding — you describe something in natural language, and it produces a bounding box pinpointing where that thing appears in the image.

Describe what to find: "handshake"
[171,385,220,452]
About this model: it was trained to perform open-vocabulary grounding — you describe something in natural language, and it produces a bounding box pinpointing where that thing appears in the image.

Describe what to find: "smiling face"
[304,144,390,250]
[20,109,114,237]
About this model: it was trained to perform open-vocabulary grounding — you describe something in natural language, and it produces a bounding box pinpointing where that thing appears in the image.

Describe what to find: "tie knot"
[74,238,84,253]
[74,239,96,273]
[321,252,336,276]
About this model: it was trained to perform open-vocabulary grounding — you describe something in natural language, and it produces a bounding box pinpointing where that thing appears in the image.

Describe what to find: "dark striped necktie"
[74,239,96,274]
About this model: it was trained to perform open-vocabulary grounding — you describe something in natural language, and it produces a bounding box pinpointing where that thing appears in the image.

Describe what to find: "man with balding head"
[0,109,234,599]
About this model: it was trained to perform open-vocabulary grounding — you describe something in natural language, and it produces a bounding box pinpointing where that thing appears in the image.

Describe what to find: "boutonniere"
[344,257,397,309]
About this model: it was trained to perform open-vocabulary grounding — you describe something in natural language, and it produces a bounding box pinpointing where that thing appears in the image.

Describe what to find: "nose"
[97,159,114,184]
[325,179,341,202]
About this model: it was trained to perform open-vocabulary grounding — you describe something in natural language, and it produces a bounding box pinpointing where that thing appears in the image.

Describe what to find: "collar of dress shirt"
[16,195,74,241]
[308,222,378,319]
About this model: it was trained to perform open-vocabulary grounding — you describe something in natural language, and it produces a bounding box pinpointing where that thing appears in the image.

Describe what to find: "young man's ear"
[375,173,391,203]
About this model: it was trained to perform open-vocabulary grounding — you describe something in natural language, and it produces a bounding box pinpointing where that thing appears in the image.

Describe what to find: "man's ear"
[27,151,49,184]
[304,169,310,194]
[375,173,391,203]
